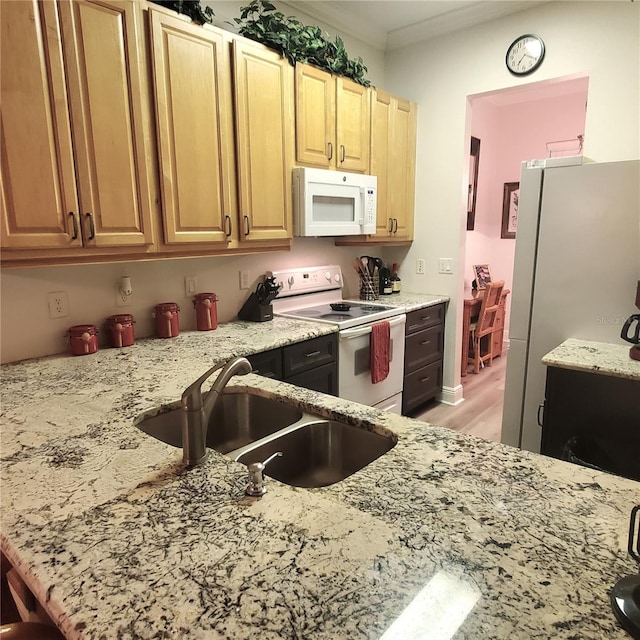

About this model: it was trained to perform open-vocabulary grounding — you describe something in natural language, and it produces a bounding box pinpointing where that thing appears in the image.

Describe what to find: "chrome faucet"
[181,356,252,466]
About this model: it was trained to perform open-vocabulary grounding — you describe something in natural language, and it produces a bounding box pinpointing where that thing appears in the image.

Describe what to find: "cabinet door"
[295,63,335,169]
[233,40,293,243]
[335,77,370,173]
[388,96,416,240]
[60,0,154,248]
[370,89,392,236]
[1,0,81,250]
[150,11,235,245]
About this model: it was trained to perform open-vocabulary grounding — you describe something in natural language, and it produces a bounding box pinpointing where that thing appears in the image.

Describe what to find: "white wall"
[385,1,640,398]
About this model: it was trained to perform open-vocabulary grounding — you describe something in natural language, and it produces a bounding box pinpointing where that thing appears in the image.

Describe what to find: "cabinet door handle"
[243,215,250,236]
[388,218,393,233]
[420,340,431,345]
[393,218,398,233]
[305,350,321,358]
[537,402,545,427]
[327,142,333,161]
[69,212,79,239]
[420,376,431,383]
[85,212,95,240]
[340,144,345,163]
[225,215,232,237]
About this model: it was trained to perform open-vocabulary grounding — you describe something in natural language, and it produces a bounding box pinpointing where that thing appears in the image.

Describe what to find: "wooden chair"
[467,280,505,374]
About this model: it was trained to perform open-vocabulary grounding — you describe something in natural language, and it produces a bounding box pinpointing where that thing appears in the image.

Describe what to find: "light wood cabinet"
[371,89,416,242]
[295,63,370,173]
[233,39,294,243]
[1,0,155,261]
[335,88,417,246]
[149,9,235,246]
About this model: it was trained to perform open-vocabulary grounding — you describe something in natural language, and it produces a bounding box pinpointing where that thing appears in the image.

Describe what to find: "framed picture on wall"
[501,181,519,239]
[467,136,481,230]
[472,264,492,290]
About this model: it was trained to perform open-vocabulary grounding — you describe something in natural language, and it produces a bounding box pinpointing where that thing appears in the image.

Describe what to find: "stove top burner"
[276,300,404,329]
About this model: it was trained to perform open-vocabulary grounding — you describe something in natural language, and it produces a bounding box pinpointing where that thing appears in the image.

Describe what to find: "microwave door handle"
[358,187,366,225]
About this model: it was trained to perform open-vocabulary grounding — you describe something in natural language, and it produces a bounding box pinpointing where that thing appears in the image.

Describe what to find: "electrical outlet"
[184,276,197,296]
[416,259,425,275]
[115,288,131,307]
[239,269,250,290]
[48,291,69,318]
[438,258,453,275]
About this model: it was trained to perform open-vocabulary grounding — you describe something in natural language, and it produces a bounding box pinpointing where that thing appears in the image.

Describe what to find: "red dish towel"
[370,321,391,384]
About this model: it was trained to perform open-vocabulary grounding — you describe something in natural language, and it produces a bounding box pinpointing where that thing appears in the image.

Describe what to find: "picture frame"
[467,136,481,230]
[501,181,519,239]
[472,264,492,290]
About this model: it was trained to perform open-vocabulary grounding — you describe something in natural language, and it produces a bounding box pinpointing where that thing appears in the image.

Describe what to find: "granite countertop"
[542,338,640,381]
[1,318,639,640]
[344,291,449,313]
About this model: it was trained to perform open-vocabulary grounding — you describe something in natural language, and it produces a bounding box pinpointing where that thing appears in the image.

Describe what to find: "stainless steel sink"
[135,390,303,454]
[234,421,395,488]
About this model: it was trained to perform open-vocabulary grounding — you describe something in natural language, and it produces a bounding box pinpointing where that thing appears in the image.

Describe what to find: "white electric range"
[271,265,406,414]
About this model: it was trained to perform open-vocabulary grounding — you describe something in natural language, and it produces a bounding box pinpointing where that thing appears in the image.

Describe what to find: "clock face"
[506,34,545,76]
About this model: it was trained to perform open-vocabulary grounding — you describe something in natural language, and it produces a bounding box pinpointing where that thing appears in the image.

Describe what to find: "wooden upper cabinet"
[370,89,416,242]
[149,10,235,245]
[335,77,370,172]
[1,0,155,258]
[233,39,293,243]
[295,63,370,173]
[60,0,154,248]
[1,0,81,250]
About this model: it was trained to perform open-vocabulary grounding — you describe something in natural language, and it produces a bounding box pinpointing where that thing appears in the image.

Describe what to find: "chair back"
[476,280,505,335]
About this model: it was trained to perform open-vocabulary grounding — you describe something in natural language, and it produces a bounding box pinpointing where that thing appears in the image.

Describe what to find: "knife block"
[238,293,273,322]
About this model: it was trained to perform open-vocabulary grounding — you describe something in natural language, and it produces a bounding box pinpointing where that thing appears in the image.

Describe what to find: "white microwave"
[292,167,377,237]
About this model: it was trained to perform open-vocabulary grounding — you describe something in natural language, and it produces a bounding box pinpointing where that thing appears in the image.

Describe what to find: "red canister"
[154,302,180,338]
[193,293,218,331]
[106,314,135,348]
[68,324,98,356]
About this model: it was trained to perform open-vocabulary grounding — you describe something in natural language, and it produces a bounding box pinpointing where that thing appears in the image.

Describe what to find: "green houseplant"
[234,0,370,86]
[149,0,214,25]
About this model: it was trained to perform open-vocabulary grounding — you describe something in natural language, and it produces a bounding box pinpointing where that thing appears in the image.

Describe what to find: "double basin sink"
[135,389,396,488]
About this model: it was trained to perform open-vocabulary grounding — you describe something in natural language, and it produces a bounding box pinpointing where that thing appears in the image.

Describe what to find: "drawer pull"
[420,340,431,345]
[305,350,321,358]
[420,376,431,383]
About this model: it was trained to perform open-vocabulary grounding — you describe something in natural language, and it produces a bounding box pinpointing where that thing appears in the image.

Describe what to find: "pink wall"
[465,80,589,339]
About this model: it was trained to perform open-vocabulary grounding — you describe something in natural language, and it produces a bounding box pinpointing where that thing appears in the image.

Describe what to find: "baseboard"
[438,384,464,406]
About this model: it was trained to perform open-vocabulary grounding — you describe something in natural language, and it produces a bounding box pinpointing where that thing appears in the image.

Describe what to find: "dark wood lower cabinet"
[247,333,338,396]
[542,366,640,481]
[402,304,445,415]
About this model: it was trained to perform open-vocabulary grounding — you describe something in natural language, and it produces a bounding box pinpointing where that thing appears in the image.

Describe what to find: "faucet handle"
[245,451,283,496]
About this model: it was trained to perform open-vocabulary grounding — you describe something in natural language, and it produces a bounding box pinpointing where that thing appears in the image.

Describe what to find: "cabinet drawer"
[247,348,283,379]
[404,324,443,374]
[283,334,337,378]
[402,360,442,415]
[405,304,445,334]
[286,362,338,396]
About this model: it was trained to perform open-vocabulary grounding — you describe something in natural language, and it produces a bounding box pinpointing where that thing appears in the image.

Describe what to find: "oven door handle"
[339,314,406,340]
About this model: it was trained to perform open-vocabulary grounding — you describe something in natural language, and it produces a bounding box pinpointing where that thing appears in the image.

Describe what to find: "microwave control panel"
[363,188,376,233]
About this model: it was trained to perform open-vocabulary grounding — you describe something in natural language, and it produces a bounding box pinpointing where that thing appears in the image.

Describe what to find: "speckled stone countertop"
[1,318,639,640]
[542,338,640,380]
[344,291,449,312]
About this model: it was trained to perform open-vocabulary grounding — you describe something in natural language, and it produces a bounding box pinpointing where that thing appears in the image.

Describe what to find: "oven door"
[338,314,406,412]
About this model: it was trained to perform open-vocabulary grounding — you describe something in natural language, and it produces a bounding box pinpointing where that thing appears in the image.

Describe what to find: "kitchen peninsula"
[1,318,638,640]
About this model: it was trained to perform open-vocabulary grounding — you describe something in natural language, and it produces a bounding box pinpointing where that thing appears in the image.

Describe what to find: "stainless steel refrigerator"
[501,156,640,453]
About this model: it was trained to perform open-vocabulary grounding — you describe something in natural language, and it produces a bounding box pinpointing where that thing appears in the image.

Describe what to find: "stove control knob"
[325,271,331,281]
[334,273,341,283]
[287,276,294,288]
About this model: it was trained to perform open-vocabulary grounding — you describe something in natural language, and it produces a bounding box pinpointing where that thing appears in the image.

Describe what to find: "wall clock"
[505,34,545,76]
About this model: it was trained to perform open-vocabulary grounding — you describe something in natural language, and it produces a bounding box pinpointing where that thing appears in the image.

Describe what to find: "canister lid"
[107,314,134,324]
[194,292,217,301]
[68,324,97,336]
[155,302,179,312]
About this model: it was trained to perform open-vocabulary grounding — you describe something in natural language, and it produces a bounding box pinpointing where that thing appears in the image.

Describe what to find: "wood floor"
[414,351,508,443]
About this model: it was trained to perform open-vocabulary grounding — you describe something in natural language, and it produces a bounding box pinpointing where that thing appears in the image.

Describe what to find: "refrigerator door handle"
[537,402,545,427]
